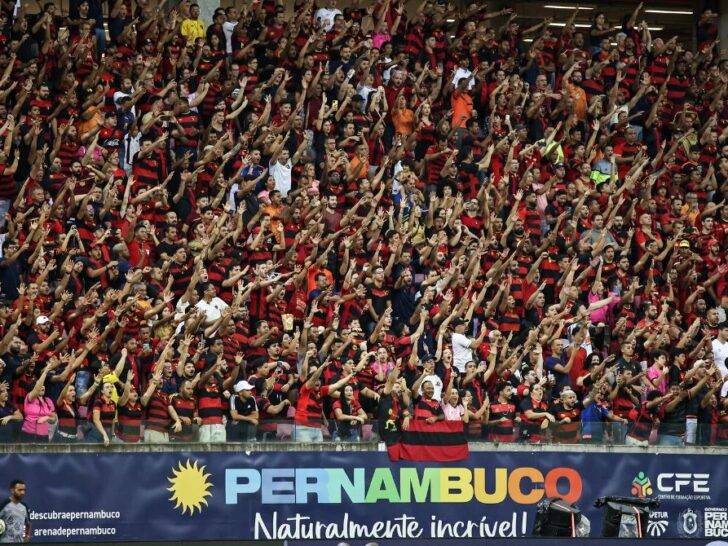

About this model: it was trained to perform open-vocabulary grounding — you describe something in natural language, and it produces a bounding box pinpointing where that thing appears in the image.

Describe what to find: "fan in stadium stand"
[379,365,469,462]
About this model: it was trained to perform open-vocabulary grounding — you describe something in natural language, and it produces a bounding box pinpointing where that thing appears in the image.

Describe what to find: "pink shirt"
[371,360,395,379]
[442,403,465,421]
[372,32,391,49]
[21,395,55,437]
[588,291,619,324]
[647,365,668,394]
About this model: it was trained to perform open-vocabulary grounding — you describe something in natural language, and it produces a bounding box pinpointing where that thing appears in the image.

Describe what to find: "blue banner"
[2,450,727,542]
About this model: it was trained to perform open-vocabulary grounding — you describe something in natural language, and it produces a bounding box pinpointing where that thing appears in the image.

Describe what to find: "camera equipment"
[532,497,590,537]
[595,496,659,538]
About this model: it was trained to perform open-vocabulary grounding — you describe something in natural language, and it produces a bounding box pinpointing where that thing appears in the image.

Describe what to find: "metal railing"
[2,419,723,448]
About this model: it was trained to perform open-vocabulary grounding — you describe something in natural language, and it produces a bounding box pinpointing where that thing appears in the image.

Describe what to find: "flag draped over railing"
[386,420,469,462]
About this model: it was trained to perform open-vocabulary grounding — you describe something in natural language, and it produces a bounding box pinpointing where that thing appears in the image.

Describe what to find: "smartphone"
[640,361,648,372]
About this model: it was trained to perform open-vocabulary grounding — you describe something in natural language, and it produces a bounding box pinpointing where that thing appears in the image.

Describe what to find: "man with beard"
[550,388,583,443]
[168,379,200,442]
[0,480,30,543]
[294,360,352,442]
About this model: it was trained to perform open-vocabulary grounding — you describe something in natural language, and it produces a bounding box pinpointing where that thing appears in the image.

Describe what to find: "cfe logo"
[657,473,710,494]
[631,472,653,498]
[631,471,710,498]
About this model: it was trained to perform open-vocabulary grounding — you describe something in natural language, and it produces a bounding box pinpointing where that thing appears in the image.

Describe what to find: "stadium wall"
[2,444,727,541]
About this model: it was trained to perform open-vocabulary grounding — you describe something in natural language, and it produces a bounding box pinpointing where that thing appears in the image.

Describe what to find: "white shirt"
[451,332,474,374]
[713,338,728,378]
[451,67,474,89]
[418,374,444,402]
[195,297,229,323]
[356,84,374,108]
[228,183,240,211]
[609,105,629,126]
[269,159,292,196]
[314,7,342,31]
[122,132,141,173]
[222,21,237,54]
[382,56,395,83]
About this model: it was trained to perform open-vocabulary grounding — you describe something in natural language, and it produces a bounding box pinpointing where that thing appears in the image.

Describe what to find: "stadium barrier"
[2,418,723,448]
[3,444,728,541]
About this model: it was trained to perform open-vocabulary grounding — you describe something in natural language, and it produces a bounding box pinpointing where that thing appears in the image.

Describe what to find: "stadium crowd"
[0,0,726,447]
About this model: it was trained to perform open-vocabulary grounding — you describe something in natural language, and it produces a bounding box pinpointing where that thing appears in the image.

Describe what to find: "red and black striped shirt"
[145,390,171,432]
[176,111,200,149]
[116,401,143,442]
[489,402,516,441]
[551,403,581,443]
[170,394,197,441]
[92,396,117,430]
[197,381,224,425]
[294,384,330,426]
[56,401,78,436]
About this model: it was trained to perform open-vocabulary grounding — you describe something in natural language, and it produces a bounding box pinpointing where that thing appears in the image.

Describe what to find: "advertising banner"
[1,450,726,542]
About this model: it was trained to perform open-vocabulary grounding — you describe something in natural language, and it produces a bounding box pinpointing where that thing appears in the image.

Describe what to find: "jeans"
[20,430,48,443]
[294,425,323,442]
[611,421,628,445]
[85,427,110,444]
[333,429,361,442]
[94,27,106,56]
[658,434,684,447]
[199,423,226,443]
[53,430,78,443]
[228,421,256,441]
[0,199,10,229]
[75,371,91,399]
[685,418,697,444]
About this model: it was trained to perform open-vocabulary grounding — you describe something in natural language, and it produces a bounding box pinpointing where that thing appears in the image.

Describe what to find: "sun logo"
[167,459,213,515]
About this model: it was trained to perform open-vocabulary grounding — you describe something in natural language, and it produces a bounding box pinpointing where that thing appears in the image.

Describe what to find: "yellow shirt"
[180,18,205,45]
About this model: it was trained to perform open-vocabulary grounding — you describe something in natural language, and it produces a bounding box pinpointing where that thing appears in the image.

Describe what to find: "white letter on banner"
[254,511,274,540]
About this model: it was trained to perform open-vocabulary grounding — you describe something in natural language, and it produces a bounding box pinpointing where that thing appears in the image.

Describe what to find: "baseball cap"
[113,92,131,105]
[679,240,691,248]
[234,380,254,393]
[36,315,50,325]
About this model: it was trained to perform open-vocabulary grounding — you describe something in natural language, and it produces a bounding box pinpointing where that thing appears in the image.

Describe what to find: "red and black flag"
[387,420,469,462]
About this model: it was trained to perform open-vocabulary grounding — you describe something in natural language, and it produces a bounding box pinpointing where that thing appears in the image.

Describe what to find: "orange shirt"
[306,267,334,295]
[565,81,587,121]
[262,203,284,236]
[391,108,415,136]
[451,90,473,129]
[348,155,369,181]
